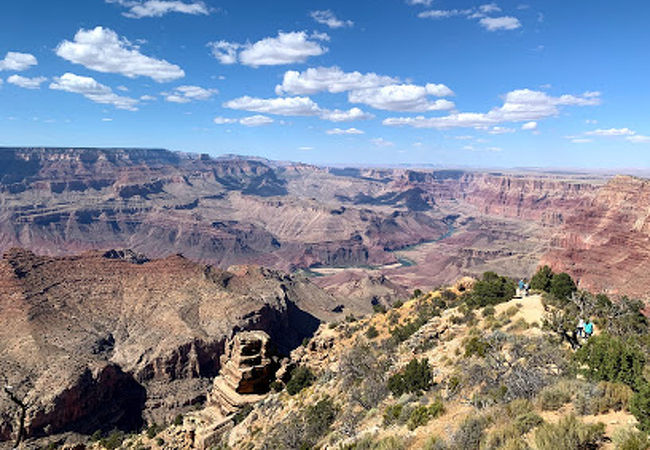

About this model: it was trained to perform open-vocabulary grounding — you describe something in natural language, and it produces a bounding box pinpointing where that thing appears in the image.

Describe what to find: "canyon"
[2,147,650,446]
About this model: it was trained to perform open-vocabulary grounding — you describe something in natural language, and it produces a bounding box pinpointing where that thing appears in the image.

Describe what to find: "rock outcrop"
[208,331,277,415]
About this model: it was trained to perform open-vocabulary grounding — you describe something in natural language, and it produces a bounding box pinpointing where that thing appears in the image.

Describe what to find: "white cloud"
[213,117,237,125]
[407,0,433,5]
[570,138,593,144]
[585,128,636,136]
[310,10,353,28]
[224,95,321,116]
[163,85,217,103]
[140,94,157,101]
[479,16,522,31]
[107,0,209,18]
[371,137,394,147]
[56,26,184,82]
[49,73,139,111]
[384,89,600,129]
[521,121,538,130]
[102,118,113,122]
[275,66,397,95]
[326,127,364,135]
[418,5,522,32]
[320,107,374,122]
[299,146,314,151]
[0,52,38,71]
[240,115,274,126]
[209,31,328,67]
[208,41,241,65]
[627,135,650,143]
[117,85,129,91]
[488,126,515,134]
[349,83,455,112]
[7,74,47,89]
[224,95,373,122]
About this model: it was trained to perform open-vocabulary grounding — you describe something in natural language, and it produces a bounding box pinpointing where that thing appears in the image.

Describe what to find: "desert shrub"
[90,430,103,442]
[365,325,379,339]
[464,336,489,358]
[146,423,163,439]
[233,404,254,425]
[339,343,390,409]
[631,383,650,432]
[383,404,403,427]
[270,380,284,392]
[451,415,487,450]
[534,415,604,450]
[612,427,650,450]
[373,303,387,314]
[598,382,633,413]
[286,366,316,395]
[392,299,404,309]
[303,397,338,445]
[388,358,432,396]
[485,423,525,450]
[514,411,544,434]
[482,305,496,318]
[100,430,125,450]
[346,314,357,323]
[389,300,439,342]
[155,438,164,446]
[328,321,338,329]
[406,398,445,431]
[574,334,645,389]
[423,436,449,450]
[441,289,458,302]
[173,414,183,426]
[530,265,554,292]
[538,382,573,411]
[507,318,529,332]
[549,272,577,301]
[464,272,516,308]
[413,289,423,298]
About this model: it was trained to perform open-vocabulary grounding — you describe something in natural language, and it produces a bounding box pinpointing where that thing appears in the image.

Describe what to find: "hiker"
[577,318,585,338]
[518,279,525,297]
[524,281,530,296]
[584,319,594,338]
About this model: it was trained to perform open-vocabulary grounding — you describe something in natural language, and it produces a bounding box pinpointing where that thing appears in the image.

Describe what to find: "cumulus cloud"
[107,0,209,18]
[163,85,217,103]
[407,0,434,6]
[224,95,373,122]
[224,95,321,116]
[56,27,184,82]
[320,107,374,122]
[49,73,139,110]
[326,127,364,135]
[627,135,650,143]
[488,126,515,134]
[239,115,274,126]
[383,89,600,129]
[479,16,521,31]
[209,31,328,67]
[578,127,650,144]
[7,75,47,89]
[275,66,397,95]
[310,10,353,28]
[0,52,38,71]
[348,83,455,112]
[521,121,537,130]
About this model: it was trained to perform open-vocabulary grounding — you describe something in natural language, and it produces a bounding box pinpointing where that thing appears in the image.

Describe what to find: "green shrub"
[406,398,445,431]
[146,423,163,439]
[388,358,433,396]
[482,305,496,318]
[383,404,403,427]
[373,304,387,314]
[598,381,633,413]
[270,380,284,392]
[530,265,554,292]
[233,404,254,425]
[100,430,125,450]
[549,273,577,301]
[303,397,338,446]
[392,299,404,309]
[464,272,516,308]
[173,414,183,426]
[464,336,489,358]
[534,415,604,450]
[286,366,316,395]
[574,334,645,389]
[514,411,544,434]
[365,325,379,339]
[631,383,650,432]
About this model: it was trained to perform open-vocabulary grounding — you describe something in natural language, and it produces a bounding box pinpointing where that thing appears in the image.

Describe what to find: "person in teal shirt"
[584,320,594,338]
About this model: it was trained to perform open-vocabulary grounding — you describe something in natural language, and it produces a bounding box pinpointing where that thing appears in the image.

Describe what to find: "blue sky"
[0,0,649,168]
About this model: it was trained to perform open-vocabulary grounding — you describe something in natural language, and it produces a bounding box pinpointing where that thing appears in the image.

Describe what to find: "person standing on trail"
[584,319,594,338]
[577,318,585,338]
[524,281,530,296]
